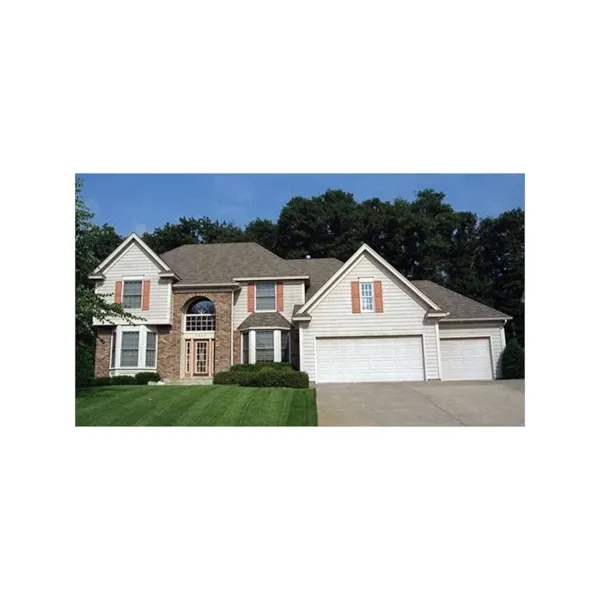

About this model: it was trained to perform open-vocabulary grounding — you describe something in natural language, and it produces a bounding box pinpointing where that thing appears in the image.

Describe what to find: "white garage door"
[440,338,493,381]
[315,336,425,383]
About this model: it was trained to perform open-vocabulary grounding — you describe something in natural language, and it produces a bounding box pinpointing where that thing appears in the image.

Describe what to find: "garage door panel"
[316,336,425,383]
[441,338,492,381]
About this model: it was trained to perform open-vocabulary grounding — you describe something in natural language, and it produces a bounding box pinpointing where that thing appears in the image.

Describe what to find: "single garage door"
[440,338,493,381]
[315,336,425,383]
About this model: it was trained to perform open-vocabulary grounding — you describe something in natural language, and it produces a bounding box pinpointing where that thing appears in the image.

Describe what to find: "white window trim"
[122,279,143,310]
[145,331,158,368]
[255,330,276,362]
[111,325,158,370]
[360,281,375,313]
[247,329,288,364]
[120,330,141,368]
[254,281,277,312]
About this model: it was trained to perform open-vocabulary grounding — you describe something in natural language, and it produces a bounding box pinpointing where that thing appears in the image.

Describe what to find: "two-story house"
[91,234,511,383]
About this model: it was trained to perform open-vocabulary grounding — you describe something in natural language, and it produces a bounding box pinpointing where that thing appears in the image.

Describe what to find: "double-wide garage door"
[315,336,425,383]
[440,338,493,381]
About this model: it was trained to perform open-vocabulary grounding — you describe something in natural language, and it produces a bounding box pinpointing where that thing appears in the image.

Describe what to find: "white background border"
[2,1,599,599]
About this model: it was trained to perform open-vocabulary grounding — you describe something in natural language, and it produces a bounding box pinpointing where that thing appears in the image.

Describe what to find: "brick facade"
[157,290,234,381]
[94,327,114,377]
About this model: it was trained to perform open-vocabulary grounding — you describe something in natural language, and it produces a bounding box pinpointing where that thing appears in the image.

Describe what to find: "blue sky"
[77,174,524,235]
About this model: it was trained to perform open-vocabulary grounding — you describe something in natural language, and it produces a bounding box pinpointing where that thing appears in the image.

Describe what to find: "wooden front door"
[193,339,210,375]
[184,339,212,377]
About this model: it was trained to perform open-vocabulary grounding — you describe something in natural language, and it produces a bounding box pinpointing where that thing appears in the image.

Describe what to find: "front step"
[166,378,214,386]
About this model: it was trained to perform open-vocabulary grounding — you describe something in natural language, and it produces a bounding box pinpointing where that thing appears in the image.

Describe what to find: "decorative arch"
[185,296,216,331]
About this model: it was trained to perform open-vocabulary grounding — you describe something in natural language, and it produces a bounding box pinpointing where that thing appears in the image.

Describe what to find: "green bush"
[501,338,525,379]
[213,371,238,385]
[230,362,294,373]
[109,375,137,385]
[214,366,309,388]
[134,372,162,385]
[90,376,113,387]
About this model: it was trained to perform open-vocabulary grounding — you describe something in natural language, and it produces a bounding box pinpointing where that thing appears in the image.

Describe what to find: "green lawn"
[76,385,318,426]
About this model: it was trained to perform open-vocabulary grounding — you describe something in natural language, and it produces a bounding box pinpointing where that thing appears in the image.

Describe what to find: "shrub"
[134,372,162,385]
[213,371,238,385]
[230,362,295,373]
[90,376,113,387]
[501,338,525,379]
[109,375,137,385]
[214,367,309,388]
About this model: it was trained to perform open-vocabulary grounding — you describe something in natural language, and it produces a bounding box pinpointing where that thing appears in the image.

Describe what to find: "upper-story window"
[186,298,216,331]
[360,282,374,312]
[123,280,143,309]
[256,282,276,311]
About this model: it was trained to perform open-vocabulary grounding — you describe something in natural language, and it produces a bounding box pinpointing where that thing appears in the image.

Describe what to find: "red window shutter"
[114,281,122,304]
[142,280,151,310]
[248,283,255,312]
[276,281,284,311]
[374,280,384,313]
[351,281,360,313]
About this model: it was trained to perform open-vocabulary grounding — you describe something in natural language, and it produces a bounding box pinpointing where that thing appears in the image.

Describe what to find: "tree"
[276,189,360,259]
[501,338,525,379]
[476,208,525,345]
[141,217,246,254]
[245,218,278,253]
[75,177,135,385]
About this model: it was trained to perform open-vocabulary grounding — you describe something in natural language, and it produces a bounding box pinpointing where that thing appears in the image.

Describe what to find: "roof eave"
[233,275,310,281]
[172,282,240,291]
[441,316,512,322]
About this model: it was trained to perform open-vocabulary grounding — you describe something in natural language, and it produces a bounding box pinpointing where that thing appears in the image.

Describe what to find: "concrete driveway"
[316,380,524,426]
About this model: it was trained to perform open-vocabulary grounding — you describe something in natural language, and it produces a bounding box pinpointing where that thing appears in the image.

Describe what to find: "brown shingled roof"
[412,280,511,320]
[160,242,306,285]
[238,312,292,330]
[286,258,343,300]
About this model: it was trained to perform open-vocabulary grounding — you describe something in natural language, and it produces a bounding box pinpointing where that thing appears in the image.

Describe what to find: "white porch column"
[249,330,256,364]
[274,330,282,362]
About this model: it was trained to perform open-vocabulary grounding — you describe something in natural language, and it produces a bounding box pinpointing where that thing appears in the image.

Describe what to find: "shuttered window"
[360,282,374,312]
[122,280,143,309]
[256,282,276,310]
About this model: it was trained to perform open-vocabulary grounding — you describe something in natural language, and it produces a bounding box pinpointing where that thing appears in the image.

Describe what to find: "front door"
[193,339,210,375]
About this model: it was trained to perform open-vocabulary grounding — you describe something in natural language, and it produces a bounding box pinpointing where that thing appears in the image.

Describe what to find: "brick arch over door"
[157,290,233,380]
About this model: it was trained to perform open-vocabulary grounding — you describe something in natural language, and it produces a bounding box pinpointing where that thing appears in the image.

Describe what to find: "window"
[255,282,276,311]
[242,332,249,364]
[122,280,143,309]
[145,331,157,367]
[281,331,290,362]
[360,282,374,312]
[110,331,116,368]
[120,332,140,366]
[255,331,274,362]
[186,298,215,331]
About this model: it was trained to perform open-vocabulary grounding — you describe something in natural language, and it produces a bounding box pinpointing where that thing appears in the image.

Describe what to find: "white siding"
[301,254,440,381]
[93,242,171,325]
[233,280,305,328]
[438,322,506,379]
